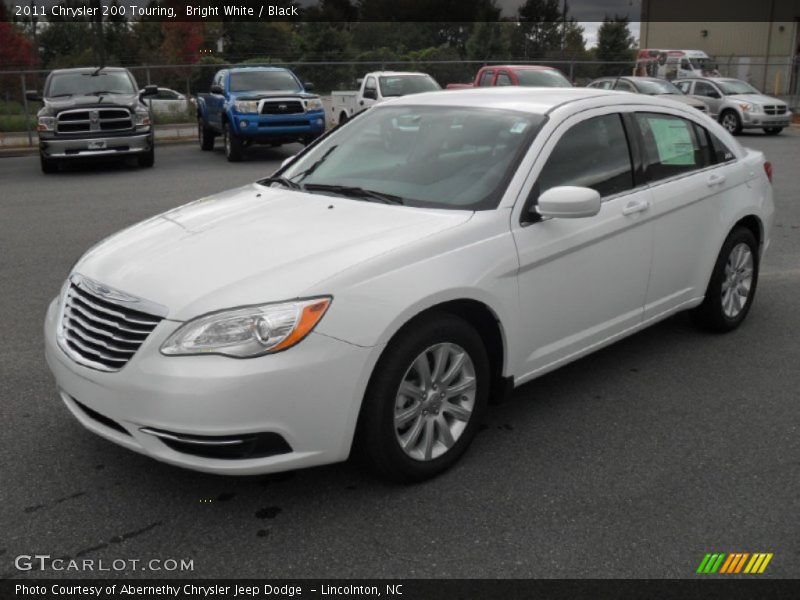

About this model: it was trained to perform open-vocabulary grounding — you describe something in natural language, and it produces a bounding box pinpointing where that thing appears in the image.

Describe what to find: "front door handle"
[622,199,650,216]
[707,173,726,187]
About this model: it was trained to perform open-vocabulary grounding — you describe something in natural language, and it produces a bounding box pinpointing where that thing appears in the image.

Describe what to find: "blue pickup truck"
[196,66,326,161]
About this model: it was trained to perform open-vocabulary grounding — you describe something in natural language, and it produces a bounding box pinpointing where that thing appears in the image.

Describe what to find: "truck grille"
[261,101,304,115]
[56,108,133,134]
[59,279,164,371]
[763,105,787,115]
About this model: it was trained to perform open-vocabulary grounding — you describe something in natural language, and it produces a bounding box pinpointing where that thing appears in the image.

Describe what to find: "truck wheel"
[338,111,349,125]
[720,110,742,135]
[40,155,59,174]
[223,122,243,162]
[137,148,155,168]
[198,119,215,151]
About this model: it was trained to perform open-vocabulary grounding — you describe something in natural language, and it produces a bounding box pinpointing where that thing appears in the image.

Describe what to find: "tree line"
[1,0,638,94]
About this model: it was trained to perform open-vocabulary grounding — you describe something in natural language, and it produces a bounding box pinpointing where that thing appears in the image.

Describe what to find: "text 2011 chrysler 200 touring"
[45,88,774,482]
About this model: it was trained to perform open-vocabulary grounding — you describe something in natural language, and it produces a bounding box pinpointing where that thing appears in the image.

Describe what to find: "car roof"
[367,71,432,77]
[486,65,556,71]
[379,87,674,114]
[49,67,129,75]
[227,66,292,72]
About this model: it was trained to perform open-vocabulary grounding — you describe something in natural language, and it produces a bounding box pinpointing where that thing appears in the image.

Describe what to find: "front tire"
[355,312,490,482]
[137,147,155,168]
[223,121,243,162]
[691,226,759,332]
[763,127,783,135]
[720,110,742,135]
[40,154,58,174]
[198,118,215,151]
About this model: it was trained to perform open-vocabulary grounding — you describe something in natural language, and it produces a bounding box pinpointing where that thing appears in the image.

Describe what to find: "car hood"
[75,184,473,321]
[42,93,142,115]
[726,93,785,106]
[228,90,312,101]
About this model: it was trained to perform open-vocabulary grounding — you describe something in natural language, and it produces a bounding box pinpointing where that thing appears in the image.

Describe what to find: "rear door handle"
[707,173,726,187]
[622,199,650,216]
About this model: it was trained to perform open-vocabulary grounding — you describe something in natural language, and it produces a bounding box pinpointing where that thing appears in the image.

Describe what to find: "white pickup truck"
[329,71,440,126]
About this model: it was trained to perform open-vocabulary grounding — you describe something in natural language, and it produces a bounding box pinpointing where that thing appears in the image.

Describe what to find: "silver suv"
[674,77,791,135]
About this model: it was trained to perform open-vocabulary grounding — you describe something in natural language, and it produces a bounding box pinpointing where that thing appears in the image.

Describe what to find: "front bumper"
[741,111,792,128]
[44,298,377,475]
[39,131,153,158]
[232,111,326,140]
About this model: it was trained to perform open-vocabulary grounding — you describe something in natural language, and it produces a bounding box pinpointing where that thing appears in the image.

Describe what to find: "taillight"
[764,161,773,183]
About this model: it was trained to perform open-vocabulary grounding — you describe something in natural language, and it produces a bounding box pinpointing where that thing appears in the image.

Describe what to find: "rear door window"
[478,71,495,87]
[496,72,512,86]
[635,112,709,182]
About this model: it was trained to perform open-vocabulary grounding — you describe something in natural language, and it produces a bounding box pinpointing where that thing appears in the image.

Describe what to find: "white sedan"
[140,87,191,117]
[45,88,774,482]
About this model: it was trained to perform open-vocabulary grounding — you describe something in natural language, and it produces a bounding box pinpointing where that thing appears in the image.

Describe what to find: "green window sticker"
[647,117,696,166]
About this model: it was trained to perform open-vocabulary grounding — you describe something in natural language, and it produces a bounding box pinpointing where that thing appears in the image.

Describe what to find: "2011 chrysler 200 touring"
[45,88,774,482]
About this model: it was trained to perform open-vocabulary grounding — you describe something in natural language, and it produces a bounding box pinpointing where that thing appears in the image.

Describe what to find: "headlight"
[234,100,259,114]
[134,109,151,127]
[161,297,331,358]
[739,103,755,113]
[305,98,323,111]
[37,116,56,131]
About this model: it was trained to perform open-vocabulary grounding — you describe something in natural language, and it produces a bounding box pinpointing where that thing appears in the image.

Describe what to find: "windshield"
[514,69,572,87]
[378,75,440,97]
[717,79,759,95]
[229,71,301,93]
[635,79,682,95]
[279,106,544,210]
[47,71,136,97]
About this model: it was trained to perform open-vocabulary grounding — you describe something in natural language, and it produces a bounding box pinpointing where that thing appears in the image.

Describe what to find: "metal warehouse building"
[640,0,800,95]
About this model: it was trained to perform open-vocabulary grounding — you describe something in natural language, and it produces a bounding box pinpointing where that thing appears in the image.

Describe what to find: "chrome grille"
[261,100,304,115]
[56,108,133,134]
[763,105,786,115]
[58,277,164,371]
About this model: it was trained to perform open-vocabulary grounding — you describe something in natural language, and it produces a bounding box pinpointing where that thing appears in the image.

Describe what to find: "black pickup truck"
[27,67,158,173]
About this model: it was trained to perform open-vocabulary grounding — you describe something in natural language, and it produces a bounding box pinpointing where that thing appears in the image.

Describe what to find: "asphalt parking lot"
[1,132,799,580]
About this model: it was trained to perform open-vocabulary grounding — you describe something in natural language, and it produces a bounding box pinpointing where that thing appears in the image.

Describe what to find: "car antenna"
[91,66,104,77]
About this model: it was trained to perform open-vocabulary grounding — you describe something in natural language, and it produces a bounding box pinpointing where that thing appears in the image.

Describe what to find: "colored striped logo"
[696,552,773,574]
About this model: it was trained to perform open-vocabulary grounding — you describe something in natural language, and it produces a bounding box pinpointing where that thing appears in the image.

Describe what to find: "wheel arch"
[367,298,511,405]
[734,214,763,253]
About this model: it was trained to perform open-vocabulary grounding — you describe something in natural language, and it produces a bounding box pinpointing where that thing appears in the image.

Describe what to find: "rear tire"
[763,127,783,135]
[338,111,349,126]
[720,110,742,135]
[40,155,58,174]
[198,119,215,151]
[691,226,759,332]
[223,121,243,162]
[137,147,155,168]
[355,312,490,483]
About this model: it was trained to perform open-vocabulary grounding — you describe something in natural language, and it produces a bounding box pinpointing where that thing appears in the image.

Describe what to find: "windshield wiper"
[303,184,404,205]
[47,93,73,98]
[258,176,302,190]
[294,145,337,182]
[84,91,116,96]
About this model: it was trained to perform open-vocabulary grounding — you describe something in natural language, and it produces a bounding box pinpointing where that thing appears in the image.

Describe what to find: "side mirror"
[709,91,720,99]
[280,155,297,169]
[142,85,158,97]
[210,84,224,95]
[537,186,601,219]
[25,90,41,102]
[363,88,377,100]
[304,82,314,92]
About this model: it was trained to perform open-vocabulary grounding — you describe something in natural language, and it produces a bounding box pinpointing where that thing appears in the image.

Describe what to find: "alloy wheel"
[393,343,476,461]
[721,242,754,318]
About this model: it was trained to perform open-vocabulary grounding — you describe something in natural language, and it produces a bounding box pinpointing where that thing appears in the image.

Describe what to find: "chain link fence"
[3,59,799,146]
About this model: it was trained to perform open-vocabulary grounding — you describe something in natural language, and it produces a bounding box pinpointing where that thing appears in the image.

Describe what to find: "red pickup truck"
[447,65,572,89]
